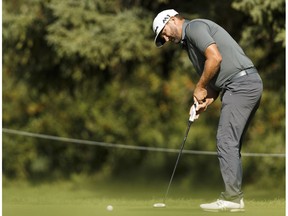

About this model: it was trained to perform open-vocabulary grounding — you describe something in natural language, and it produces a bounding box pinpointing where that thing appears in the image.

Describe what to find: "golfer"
[152,9,263,212]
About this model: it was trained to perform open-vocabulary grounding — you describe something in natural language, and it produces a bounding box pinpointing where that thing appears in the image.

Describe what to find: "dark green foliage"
[3,0,285,189]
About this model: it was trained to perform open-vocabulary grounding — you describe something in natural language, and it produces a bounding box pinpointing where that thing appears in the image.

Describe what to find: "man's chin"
[172,40,180,44]
[173,38,181,44]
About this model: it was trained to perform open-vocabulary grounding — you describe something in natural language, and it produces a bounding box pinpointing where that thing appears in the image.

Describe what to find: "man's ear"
[170,16,180,26]
[170,16,176,23]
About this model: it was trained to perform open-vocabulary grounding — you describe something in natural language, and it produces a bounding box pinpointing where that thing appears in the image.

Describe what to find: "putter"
[154,102,198,208]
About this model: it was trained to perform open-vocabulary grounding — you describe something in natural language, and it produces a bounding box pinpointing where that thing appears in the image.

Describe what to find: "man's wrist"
[196,82,206,89]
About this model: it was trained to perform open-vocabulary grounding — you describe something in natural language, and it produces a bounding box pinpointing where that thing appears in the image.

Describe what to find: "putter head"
[153,203,166,208]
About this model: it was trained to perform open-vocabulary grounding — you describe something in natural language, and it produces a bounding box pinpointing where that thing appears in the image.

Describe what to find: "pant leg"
[217,73,263,202]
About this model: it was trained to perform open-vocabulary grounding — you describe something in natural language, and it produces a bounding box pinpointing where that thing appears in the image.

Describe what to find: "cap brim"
[155,35,166,47]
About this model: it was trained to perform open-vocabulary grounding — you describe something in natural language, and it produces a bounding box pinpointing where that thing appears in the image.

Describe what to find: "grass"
[2,177,285,216]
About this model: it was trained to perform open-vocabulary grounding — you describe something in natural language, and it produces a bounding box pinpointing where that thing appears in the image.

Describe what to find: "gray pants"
[217,71,263,203]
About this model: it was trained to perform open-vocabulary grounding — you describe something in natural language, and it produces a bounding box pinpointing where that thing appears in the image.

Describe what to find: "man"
[152,9,263,212]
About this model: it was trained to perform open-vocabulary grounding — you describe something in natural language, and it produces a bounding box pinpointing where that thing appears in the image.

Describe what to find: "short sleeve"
[185,21,215,54]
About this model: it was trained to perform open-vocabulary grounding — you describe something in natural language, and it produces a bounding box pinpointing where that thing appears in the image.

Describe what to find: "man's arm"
[206,84,219,102]
[193,43,222,103]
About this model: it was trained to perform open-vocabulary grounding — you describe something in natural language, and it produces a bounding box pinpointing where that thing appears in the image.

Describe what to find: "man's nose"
[163,35,169,42]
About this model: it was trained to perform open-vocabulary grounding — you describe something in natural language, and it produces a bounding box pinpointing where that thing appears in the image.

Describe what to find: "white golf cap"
[152,9,179,47]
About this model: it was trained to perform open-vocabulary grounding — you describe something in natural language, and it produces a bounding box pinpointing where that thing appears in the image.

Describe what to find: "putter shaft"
[163,120,192,203]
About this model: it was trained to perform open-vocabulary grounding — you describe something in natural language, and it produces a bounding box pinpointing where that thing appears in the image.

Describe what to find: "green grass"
[3,177,285,216]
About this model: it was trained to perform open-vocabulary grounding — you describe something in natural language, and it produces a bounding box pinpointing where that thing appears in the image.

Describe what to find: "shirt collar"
[181,20,190,47]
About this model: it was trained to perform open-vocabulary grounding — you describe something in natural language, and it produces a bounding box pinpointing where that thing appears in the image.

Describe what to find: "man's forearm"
[206,84,219,101]
[197,54,221,88]
[193,44,222,102]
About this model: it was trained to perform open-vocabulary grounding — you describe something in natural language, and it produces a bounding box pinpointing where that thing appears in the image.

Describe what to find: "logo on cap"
[162,15,171,23]
[154,26,159,34]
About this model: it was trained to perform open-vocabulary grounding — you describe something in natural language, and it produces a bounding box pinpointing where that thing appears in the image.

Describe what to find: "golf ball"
[107,205,113,211]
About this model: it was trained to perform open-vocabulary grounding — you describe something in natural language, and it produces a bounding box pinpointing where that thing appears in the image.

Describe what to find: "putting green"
[3,179,285,216]
[3,199,285,216]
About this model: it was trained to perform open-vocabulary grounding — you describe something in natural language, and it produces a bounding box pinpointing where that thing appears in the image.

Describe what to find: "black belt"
[229,67,258,82]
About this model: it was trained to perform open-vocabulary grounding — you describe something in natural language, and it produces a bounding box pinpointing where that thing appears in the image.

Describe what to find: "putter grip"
[189,103,198,122]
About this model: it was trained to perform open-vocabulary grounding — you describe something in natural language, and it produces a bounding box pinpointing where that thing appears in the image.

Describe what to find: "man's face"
[160,18,181,44]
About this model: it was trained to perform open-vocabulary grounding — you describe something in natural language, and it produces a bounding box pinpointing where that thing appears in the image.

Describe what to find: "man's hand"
[193,85,207,103]
[190,97,214,120]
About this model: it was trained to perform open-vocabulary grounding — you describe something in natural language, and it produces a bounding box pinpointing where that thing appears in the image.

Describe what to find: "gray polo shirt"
[181,19,254,91]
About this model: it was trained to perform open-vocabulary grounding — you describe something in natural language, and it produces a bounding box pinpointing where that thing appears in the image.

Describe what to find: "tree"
[2,0,285,189]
